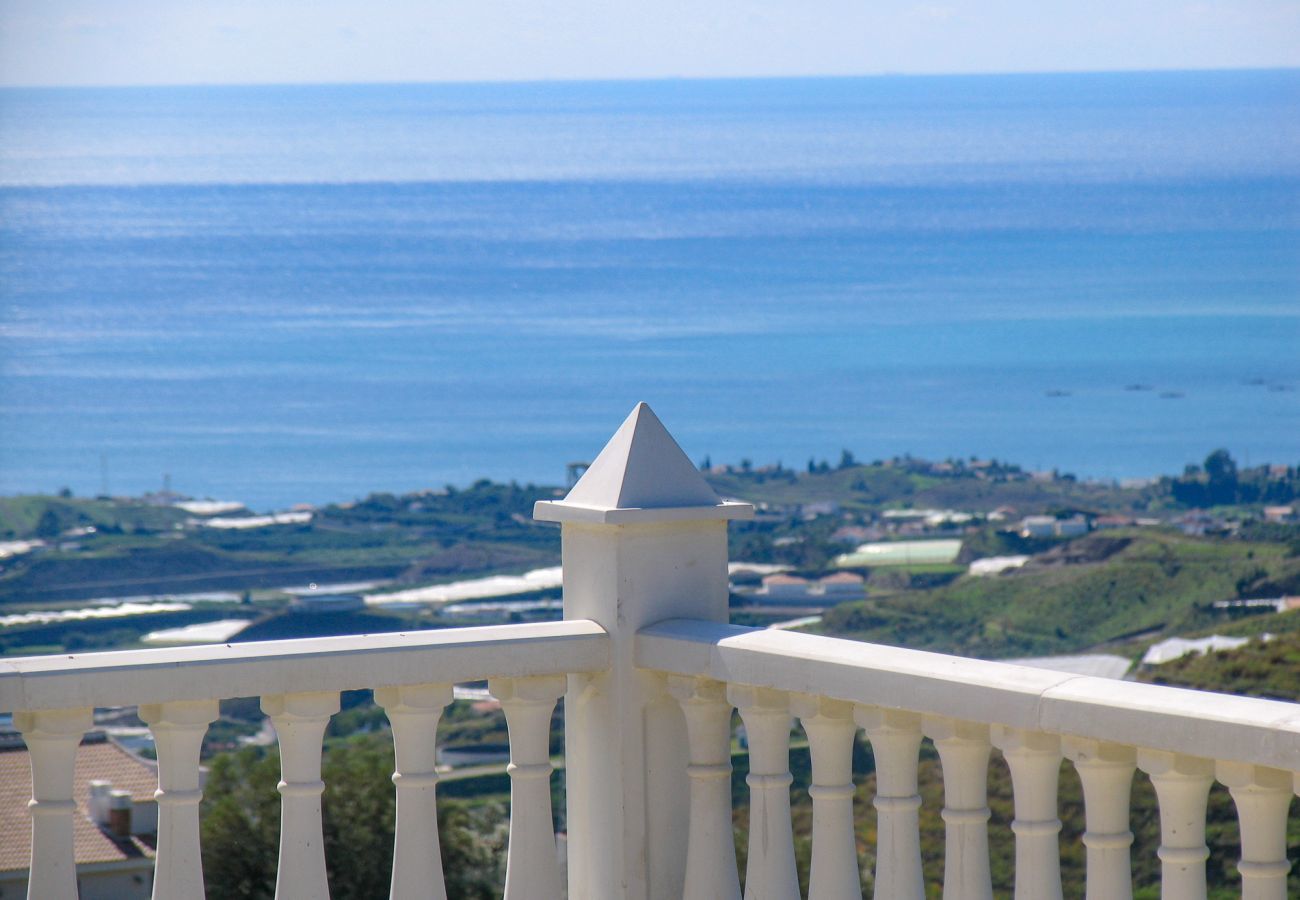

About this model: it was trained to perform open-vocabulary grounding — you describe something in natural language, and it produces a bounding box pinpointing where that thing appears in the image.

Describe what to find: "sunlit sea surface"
[1,72,1298,508]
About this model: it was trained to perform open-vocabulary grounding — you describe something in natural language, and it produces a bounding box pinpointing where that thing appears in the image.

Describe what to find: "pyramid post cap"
[534,402,754,525]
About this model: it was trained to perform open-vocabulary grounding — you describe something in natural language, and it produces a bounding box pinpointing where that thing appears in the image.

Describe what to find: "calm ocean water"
[1,72,1298,509]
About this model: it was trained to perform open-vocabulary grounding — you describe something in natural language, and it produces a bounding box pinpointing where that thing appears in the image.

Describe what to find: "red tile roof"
[0,736,157,873]
[762,573,808,586]
[819,572,864,584]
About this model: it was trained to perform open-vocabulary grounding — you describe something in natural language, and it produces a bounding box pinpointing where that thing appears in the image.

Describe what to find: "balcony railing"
[1,403,1297,899]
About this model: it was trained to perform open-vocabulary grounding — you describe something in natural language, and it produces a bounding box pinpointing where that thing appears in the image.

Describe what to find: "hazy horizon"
[3,0,1298,88]
[3,64,1299,93]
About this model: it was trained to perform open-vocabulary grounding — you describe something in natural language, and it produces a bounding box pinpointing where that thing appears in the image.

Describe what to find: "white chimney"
[87,780,113,825]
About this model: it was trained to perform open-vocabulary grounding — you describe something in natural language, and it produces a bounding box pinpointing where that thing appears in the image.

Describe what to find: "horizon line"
[2,64,1297,92]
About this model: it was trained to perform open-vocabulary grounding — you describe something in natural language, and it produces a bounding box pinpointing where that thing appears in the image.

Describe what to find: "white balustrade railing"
[492,674,567,900]
[856,706,925,899]
[1,621,607,899]
[2,404,1298,899]
[668,674,742,900]
[638,617,1300,899]
[791,694,860,900]
[374,682,453,899]
[730,683,800,900]
[137,698,218,898]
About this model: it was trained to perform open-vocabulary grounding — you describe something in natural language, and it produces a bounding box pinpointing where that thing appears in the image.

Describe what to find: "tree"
[34,509,61,539]
[1204,448,1237,482]
[200,737,509,898]
[201,748,281,898]
[321,737,397,897]
[838,449,856,470]
[1204,449,1239,505]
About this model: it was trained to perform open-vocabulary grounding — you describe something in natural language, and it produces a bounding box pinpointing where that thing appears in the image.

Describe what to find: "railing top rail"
[638,618,1300,771]
[0,620,609,713]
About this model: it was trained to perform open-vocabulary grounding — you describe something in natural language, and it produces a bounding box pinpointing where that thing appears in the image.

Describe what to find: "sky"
[1,0,1299,87]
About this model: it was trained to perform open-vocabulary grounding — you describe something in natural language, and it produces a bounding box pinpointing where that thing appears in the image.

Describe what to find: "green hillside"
[1140,629,1300,702]
[0,483,560,604]
[704,462,1160,514]
[815,531,1300,659]
[0,494,189,538]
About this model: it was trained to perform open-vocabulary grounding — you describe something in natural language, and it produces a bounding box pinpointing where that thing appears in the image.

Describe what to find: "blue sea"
[1,71,1298,509]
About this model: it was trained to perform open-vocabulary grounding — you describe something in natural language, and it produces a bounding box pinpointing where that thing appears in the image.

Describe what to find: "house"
[1020,515,1057,538]
[759,573,813,600]
[830,525,878,545]
[0,731,157,899]
[749,571,864,605]
[816,571,865,598]
[1177,510,1226,536]
[1021,515,1089,538]
[1262,505,1295,523]
[1054,516,1089,537]
[799,501,840,519]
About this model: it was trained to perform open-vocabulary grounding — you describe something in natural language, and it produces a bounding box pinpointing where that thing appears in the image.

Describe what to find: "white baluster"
[1214,761,1293,900]
[856,707,924,900]
[490,674,566,900]
[667,675,741,900]
[729,684,799,900]
[263,691,340,900]
[375,683,453,900]
[992,727,1063,900]
[1137,750,1213,900]
[792,693,862,900]
[139,699,219,899]
[1061,738,1135,900]
[924,717,993,900]
[14,707,92,900]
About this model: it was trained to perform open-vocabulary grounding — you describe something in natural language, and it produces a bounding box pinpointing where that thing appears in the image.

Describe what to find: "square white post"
[535,403,752,900]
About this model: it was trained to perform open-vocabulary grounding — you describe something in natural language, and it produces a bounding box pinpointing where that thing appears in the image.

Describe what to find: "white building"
[817,571,865,598]
[1055,516,1089,537]
[1020,515,1089,538]
[1020,515,1058,538]
[1141,635,1255,667]
[968,555,1031,577]
[758,573,813,600]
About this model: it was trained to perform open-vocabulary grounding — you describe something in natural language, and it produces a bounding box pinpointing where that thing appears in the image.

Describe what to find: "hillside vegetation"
[1139,629,1300,702]
[815,531,1300,659]
[0,483,560,603]
[0,494,189,538]
[704,462,1160,515]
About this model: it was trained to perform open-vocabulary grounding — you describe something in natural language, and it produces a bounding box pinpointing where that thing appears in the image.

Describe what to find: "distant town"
[1,447,1295,657]
[2,447,1298,896]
